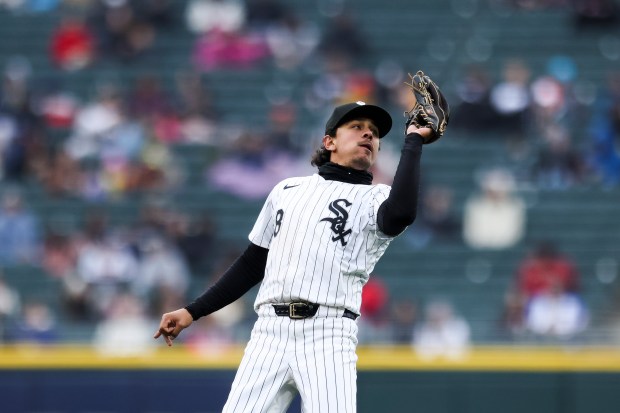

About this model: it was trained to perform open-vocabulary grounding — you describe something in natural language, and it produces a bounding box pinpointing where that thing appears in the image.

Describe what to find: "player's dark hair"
[310,145,331,167]
[311,130,334,167]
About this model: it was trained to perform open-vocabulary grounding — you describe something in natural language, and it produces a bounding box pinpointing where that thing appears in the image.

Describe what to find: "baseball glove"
[404,70,450,144]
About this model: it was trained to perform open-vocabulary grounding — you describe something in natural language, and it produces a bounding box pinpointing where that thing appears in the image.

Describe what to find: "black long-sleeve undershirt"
[185,243,267,320]
[184,133,424,320]
[377,132,424,236]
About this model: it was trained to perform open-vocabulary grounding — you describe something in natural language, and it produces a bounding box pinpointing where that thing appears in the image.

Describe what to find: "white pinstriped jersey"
[249,173,395,315]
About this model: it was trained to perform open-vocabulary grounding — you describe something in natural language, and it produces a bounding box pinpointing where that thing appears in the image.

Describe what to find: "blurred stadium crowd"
[0,0,619,358]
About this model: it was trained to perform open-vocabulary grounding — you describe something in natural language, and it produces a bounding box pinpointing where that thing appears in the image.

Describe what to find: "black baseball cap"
[325,101,393,138]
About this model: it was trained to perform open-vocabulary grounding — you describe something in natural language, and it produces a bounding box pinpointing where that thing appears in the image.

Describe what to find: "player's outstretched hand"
[406,125,434,140]
[154,308,193,347]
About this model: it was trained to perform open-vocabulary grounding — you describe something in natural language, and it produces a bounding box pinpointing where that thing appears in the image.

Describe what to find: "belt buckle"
[289,302,307,319]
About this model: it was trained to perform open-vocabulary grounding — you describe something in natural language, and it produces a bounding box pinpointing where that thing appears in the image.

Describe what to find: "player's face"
[324,118,380,171]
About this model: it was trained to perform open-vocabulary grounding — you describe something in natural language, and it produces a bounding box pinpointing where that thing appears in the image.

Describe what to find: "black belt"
[272,302,359,320]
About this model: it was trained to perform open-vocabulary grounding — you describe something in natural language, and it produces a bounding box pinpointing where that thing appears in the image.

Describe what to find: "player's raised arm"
[377,71,450,237]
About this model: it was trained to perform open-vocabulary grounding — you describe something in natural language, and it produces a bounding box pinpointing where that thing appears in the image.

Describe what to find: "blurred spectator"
[463,168,526,250]
[337,71,379,106]
[264,102,301,153]
[175,210,217,273]
[186,0,267,72]
[499,241,584,340]
[0,274,21,342]
[306,65,378,114]
[531,125,587,189]
[358,277,390,343]
[138,0,176,28]
[0,190,41,264]
[133,234,191,317]
[604,281,620,344]
[407,185,460,248]
[264,11,319,70]
[572,0,619,28]
[1,56,34,117]
[64,84,124,161]
[133,197,178,238]
[588,114,620,188]
[149,112,186,146]
[413,300,471,361]
[49,14,95,71]
[174,69,219,119]
[191,28,268,72]
[524,278,588,340]
[499,288,528,340]
[0,56,45,183]
[0,116,44,183]
[131,198,194,255]
[38,88,80,130]
[451,65,496,132]
[306,32,373,109]
[185,0,245,34]
[127,73,171,120]
[100,141,167,198]
[52,210,105,321]
[88,0,156,62]
[0,113,23,181]
[245,0,288,32]
[489,59,532,135]
[11,300,58,345]
[60,272,93,322]
[530,69,577,131]
[587,72,620,187]
[38,151,83,197]
[172,71,220,144]
[206,130,301,199]
[92,292,156,356]
[98,108,146,165]
[516,241,580,298]
[318,14,368,65]
[74,217,139,317]
[0,274,20,318]
[42,226,78,279]
[390,298,418,344]
[76,231,137,286]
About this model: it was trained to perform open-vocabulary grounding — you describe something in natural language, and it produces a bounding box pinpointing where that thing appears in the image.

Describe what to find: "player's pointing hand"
[154,308,193,347]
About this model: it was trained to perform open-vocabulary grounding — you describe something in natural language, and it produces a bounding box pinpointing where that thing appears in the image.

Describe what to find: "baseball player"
[154,72,449,412]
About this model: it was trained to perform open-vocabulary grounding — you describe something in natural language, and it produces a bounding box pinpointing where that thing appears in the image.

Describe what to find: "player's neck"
[318,162,373,185]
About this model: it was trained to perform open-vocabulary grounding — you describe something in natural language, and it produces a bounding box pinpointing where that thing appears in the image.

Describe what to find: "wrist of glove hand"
[406,125,433,142]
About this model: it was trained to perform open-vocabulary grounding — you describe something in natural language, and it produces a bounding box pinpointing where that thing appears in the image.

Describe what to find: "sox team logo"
[320,199,352,246]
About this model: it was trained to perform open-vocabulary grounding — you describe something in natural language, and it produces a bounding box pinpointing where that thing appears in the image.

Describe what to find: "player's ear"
[323,134,336,151]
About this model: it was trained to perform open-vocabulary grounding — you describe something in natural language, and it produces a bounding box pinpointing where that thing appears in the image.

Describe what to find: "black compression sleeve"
[377,133,424,236]
[184,243,268,320]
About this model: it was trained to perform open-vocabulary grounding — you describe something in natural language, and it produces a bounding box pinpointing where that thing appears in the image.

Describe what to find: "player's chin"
[350,155,373,171]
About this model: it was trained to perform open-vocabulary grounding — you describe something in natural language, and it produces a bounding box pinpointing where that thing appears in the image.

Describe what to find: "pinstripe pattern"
[230,173,394,412]
[249,174,393,315]
[224,314,358,413]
